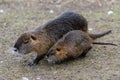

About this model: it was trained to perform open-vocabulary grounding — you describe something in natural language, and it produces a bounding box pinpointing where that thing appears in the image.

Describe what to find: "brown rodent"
[13,12,88,65]
[46,30,116,64]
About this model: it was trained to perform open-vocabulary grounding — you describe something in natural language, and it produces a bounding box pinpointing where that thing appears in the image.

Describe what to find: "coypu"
[13,12,88,65]
[46,30,116,64]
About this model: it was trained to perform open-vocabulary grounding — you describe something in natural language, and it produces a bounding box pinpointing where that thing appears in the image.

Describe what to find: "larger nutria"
[46,30,116,64]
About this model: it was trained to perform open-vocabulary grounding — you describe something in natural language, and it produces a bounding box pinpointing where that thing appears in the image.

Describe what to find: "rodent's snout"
[12,47,18,52]
[10,47,20,55]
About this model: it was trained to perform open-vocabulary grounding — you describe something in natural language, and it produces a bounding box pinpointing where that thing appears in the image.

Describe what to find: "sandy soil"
[0,0,120,80]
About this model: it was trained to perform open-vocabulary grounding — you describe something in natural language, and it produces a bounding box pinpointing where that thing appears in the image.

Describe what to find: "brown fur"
[46,30,92,64]
[46,30,113,64]
[13,12,88,65]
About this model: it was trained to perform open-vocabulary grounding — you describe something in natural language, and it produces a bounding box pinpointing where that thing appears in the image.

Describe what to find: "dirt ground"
[0,0,120,80]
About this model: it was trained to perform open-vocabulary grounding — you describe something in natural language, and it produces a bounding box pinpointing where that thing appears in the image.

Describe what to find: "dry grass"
[0,0,120,80]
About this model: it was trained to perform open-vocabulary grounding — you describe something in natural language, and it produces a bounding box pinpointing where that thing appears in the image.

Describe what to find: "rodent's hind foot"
[80,46,92,58]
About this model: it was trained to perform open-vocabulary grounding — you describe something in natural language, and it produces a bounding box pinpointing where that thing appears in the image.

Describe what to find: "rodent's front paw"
[27,58,40,66]
[27,62,37,66]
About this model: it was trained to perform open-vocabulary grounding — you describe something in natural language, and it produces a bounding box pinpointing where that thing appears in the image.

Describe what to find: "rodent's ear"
[31,34,37,40]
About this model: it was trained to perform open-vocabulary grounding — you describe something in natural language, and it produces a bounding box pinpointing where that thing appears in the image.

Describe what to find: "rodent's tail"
[89,30,112,40]
[93,42,117,46]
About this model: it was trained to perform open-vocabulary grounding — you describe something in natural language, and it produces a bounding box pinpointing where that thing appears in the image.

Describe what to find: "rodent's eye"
[23,40,29,44]
[56,48,61,51]
[31,35,37,40]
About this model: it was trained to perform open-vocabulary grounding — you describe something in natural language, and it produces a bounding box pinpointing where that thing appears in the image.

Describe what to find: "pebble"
[49,10,54,14]
[0,61,3,63]
[22,77,29,80]
[36,77,40,80]
[88,28,93,31]
[107,10,113,15]
[0,9,4,13]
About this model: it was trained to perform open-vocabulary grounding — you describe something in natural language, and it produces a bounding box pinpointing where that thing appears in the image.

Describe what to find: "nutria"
[13,12,88,65]
[46,30,116,64]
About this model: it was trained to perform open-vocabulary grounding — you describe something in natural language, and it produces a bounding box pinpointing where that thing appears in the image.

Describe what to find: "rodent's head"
[13,31,41,54]
[46,41,68,64]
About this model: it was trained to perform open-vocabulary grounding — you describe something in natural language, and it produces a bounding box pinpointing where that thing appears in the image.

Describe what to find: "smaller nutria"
[46,30,116,64]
